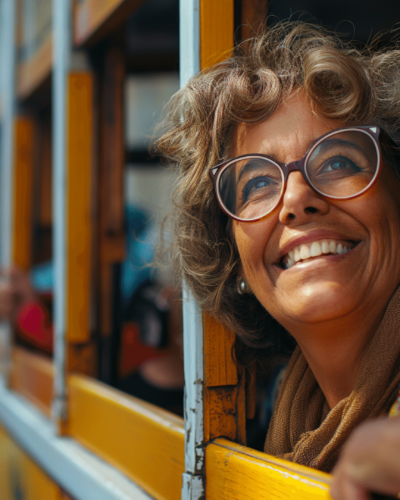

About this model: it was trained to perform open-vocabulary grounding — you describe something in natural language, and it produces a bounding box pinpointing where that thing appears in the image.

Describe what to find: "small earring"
[237,276,251,295]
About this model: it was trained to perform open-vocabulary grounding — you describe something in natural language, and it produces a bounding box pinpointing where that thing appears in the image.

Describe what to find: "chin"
[276,283,359,325]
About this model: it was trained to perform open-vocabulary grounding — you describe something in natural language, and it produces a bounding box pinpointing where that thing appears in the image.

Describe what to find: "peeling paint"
[182,281,204,499]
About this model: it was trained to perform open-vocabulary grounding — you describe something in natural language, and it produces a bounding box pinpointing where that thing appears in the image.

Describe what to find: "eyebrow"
[236,137,364,182]
[237,158,274,183]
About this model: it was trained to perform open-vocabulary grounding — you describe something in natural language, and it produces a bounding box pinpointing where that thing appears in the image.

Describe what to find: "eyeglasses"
[209,126,382,222]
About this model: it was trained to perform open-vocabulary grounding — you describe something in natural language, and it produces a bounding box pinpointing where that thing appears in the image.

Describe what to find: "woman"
[157,22,400,497]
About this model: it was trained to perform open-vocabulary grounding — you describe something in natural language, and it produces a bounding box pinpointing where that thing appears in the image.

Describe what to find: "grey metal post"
[0,0,17,384]
[180,1,205,499]
[52,0,71,427]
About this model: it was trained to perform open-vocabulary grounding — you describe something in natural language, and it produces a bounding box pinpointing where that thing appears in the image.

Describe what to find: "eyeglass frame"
[208,125,382,223]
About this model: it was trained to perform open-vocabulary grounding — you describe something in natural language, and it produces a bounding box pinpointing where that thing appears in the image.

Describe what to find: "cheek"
[233,219,275,275]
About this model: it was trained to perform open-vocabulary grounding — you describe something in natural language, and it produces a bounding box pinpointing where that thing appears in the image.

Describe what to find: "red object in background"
[119,322,162,379]
[15,301,53,352]
[14,304,163,373]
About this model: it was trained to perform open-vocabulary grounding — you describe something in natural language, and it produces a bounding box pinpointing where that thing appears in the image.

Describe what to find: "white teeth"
[282,239,354,270]
[310,241,322,257]
[300,245,310,260]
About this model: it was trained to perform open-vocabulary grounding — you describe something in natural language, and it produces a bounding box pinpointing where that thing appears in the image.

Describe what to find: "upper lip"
[274,229,359,264]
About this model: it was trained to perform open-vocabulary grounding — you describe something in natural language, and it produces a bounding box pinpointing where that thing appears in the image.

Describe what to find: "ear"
[237,263,245,279]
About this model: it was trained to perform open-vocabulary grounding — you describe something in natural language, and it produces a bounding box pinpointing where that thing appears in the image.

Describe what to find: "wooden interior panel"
[203,313,246,444]
[96,41,126,384]
[241,0,268,40]
[12,117,34,271]
[32,109,52,266]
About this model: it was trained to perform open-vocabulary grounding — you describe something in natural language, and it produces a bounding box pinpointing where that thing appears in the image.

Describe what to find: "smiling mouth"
[280,239,359,270]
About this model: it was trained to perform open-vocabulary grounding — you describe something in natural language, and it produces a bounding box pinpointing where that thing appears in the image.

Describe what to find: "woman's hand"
[331,416,400,500]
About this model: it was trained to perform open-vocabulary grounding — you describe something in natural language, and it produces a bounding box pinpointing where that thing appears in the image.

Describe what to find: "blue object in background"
[30,205,157,303]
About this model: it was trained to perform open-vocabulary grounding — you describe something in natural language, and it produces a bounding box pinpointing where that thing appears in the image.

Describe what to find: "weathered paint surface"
[203,314,246,445]
[206,439,333,500]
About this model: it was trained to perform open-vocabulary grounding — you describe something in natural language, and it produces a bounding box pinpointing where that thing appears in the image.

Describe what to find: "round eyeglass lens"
[218,156,284,220]
[305,130,379,199]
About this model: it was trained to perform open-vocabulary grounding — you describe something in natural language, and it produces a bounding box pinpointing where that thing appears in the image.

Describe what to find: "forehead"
[232,92,344,162]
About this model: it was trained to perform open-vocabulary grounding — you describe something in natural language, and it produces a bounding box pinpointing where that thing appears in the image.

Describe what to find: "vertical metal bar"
[180,0,200,88]
[180,2,204,499]
[52,0,71,427]
[0,0,17,384]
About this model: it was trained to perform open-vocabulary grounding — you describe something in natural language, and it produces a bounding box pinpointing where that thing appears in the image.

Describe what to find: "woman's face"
[232,92,400,336]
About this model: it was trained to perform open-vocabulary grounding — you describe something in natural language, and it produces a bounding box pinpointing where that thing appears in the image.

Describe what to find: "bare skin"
[232,91,400,410]
[331,416,400,499]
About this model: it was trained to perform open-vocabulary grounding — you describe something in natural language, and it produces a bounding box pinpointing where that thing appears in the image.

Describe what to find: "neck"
[289,307,384,410]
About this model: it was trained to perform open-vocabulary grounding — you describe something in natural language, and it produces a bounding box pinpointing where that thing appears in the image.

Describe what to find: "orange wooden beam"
[66,73,93,347]
[12,117,34,271]
[200,0,234,69]
[203,313,246,445]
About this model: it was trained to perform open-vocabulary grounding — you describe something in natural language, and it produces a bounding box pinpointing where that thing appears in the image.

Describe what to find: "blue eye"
[242,176,277,203]
[321,156,361,173]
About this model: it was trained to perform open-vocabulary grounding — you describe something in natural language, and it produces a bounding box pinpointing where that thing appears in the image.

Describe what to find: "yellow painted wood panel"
[204,312,237,387]
[67,374,185,500]
[9,348,53,417]
[200,0,234,69]
[0,424,62,500]
[206,439,332,500]
[66,73,93,344]
[12,117,34,271]
[17,34,52,99]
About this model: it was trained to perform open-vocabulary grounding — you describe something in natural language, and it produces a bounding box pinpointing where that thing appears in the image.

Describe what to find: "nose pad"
[279,171,330,224]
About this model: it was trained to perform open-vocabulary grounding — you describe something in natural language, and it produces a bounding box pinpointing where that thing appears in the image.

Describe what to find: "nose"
[279,171,330,224]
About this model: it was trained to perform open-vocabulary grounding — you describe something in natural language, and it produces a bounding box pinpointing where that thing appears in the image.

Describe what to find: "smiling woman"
[156,21,400,499]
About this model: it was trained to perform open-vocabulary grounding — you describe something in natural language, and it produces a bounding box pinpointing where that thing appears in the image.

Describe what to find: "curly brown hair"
[155,21,400,365]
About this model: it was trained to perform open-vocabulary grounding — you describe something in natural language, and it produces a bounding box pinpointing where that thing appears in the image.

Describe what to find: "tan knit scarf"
[264,286,400,473]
